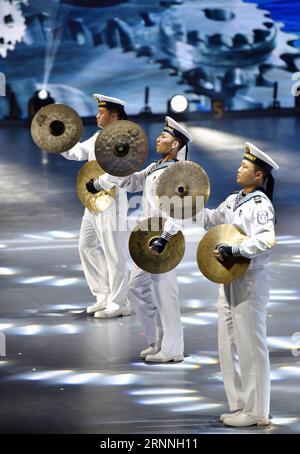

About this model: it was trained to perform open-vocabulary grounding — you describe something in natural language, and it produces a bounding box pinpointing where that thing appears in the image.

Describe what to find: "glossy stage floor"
[0,115,300,434]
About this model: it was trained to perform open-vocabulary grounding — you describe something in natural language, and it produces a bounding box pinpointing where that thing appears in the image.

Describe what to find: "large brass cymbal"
[95,120,149,176]
[77,160,116,213]
[155,161,210,219]
[31,103,83,153]
[129,217,185,274]
[197,224,250,284]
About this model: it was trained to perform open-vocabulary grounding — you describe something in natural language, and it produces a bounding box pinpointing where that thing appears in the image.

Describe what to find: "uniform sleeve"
[197,201,227,230]
[61,133,97,161]
[118,167,151,193]
[97,173,122,190]
[162,217,182,237]
[238,201,276,259]
[97,164,154,192]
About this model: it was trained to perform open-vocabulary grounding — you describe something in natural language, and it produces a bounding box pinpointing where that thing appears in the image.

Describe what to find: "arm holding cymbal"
[233,202,276,259]
[196,196,238,265]
[118,169,148,192]
[97,167,182,255]
[94,163,156,193]
[213,244,235,262]
[212,244,243,269]
[86,178,102,194]
[61,133,98,161]
[197,200,227,231]
[96,167,178,256]
[149,217,181,256]
[86,172,122,193]
[110,166,153,192]
[213,200,276,262]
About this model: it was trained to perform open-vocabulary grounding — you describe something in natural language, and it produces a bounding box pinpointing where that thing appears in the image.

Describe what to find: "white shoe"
[86,297,107,315]
[94,302,131,319]
[220,409,243,422]
[140,343,160,359]
[145,351,184,363]
[223,412,270,427]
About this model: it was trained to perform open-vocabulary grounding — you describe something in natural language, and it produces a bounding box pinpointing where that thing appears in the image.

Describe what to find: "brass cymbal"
[31,103,83,153]
[95,120,149,176]
[155,161,210,219]
[197,224,250,284]
[77,160,116,213]
[129,217,185,274]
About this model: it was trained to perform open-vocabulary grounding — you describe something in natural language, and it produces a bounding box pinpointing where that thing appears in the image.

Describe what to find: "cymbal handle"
[148,236,161,248]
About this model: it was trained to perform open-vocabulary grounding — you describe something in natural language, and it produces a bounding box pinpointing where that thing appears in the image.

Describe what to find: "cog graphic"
[0,0,27,58]
[159,2,297,67]
[93,0,299,108]
[5,0,300,111]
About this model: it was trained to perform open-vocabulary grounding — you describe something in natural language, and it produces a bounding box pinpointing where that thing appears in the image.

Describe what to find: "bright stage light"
[170,95,188,113]
[37,89,49,100]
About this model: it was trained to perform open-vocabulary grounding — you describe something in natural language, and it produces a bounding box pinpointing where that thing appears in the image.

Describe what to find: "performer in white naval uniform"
[61,94,131,319]
[200,142,279,427]
[89,117,193,362]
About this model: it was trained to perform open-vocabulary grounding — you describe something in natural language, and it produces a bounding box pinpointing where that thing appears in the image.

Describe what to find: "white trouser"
[128,264,184,356]
[79,210,129,307]
[218,268,270,418]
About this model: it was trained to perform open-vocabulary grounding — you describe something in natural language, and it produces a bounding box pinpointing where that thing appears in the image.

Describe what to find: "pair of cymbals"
[197,224,250,283]
[129,221,249,280]
[31,104,149,176]
[77,160,116,213]
[129,217,185,274]
[155,161,210,219]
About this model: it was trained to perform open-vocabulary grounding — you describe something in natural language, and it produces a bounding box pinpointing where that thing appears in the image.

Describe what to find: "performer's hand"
[149,237,168,256]
[213,249,224,261]
[214,244,233,262]
[86,178,102,194]
[214,243,246,269]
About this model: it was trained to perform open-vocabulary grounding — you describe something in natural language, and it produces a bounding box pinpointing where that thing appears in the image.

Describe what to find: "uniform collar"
[233,188,270,210]
[147,159,178,176]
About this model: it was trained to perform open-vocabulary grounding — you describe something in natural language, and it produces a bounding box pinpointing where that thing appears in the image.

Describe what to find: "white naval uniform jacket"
[61,131,127,216]
[99,160,181,234]
[202,189,276,269]
[61,131,99,163]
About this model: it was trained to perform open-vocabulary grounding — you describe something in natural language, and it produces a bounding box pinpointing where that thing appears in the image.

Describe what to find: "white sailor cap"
[93,93,127,109]
[244,142,279,172]
[164,116,193,145]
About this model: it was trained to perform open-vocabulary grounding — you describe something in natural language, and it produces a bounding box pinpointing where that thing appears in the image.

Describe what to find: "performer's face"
[96,107,117,128]
[236,159,263,187]
[156,131,178,155]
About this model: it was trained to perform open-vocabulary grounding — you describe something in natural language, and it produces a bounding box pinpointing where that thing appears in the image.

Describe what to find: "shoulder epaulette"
[254,195,262,203]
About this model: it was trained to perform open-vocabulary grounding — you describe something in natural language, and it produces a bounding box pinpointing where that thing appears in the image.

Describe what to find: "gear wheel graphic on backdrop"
[92,0,299,108]
[157,0,300,106]
[0,0,27,58]
[160,1,298,67]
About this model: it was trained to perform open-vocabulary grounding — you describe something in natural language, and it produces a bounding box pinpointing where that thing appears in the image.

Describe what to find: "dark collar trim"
[147,160,178,176]
[233,191,271,211]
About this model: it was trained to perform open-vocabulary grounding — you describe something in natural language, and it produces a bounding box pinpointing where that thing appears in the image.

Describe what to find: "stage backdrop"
[0,0,300,118]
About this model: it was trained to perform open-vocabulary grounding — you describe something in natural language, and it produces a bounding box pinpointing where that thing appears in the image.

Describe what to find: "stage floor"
[0,115,300,434]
